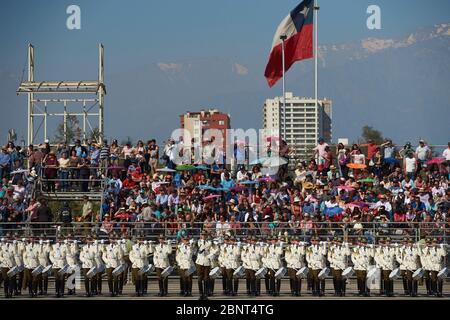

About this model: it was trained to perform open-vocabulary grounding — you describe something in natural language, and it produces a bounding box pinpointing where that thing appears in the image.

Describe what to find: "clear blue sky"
[1,0,449,144]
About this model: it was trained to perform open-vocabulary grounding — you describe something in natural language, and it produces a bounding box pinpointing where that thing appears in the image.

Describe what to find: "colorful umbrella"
[203,194,221,201]
[176,164,196,171]
[323,207,344,216]
[262,156,287,168]
[358,178,374,183]
[114,213,133,219]
[427,157,446,165]
[196,185,215,190]
[346,163,367,169]
[156,167,176,173]
[258,176,275,183]
[250,157,267,165]
[195,165,209,170]
[239,180,258,185]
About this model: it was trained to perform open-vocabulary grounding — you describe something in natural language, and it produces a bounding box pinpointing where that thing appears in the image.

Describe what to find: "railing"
[0,221,447,244]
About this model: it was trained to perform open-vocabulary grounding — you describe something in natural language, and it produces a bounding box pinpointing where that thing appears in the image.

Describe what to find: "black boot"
[198,280,205,300]
[163,277,168,296]
[437,281,443,297]
[158,279,163,296]
[233,279,239,296]
[204,281,209,300]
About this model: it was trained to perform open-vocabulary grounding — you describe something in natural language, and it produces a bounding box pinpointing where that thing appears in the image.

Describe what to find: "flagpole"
[314,0,319,143]
[280,35,287,142]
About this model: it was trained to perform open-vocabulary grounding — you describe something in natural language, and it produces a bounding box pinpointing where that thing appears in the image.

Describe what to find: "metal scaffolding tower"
[17,44,106,146]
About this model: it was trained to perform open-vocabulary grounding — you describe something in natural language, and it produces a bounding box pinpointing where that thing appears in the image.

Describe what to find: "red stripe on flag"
[264,24,313,88]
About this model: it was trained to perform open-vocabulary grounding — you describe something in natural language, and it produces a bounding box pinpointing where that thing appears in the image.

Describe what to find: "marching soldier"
[328,238,350,296]
[37,238,51,295]
[22,237,40,297]
[426,238,447,297]
[218,236,230,295]
[196,231,212,300]
[351,238,373,297]
[13,237,25,296]
[65,236,80,296]
[207,238,220,296]
[150,234,172,296]
[80,236,97,297]
[285,236,306,296]
[241,237,253,296]
[306,237,327,296]
[225,236,242,296]
[0,235,16,298]
[129,238,149,296]
[375,237,396,296]
[395,237,410,295]
[49,236,68,298]
[420,238,433,295]
[396,238,421,297]
[176,236,194,297]
[265,236,284,296]
[92,238,105,295]
[119,237,131,294]
[102,235,124,297]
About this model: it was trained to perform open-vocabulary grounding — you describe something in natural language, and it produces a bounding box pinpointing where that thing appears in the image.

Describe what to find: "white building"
[263,92,332,159]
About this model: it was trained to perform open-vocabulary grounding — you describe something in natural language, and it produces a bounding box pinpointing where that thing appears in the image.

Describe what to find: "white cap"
[64,239,68,244]
[39,240,43,245]
[100,240,105,244]
[45,139,49,143]
[121,239,126,244]
[22,238,26,242]
[94,240,98,245]
[0,238,5,242]
[73,240,78,244]
[143,240,148,245]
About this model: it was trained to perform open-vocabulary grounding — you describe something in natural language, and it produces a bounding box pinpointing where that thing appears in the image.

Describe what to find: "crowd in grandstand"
[0,137,449,242]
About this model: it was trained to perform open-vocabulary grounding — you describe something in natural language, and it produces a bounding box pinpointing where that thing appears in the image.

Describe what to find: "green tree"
[53,115,82,143]
[360,125,384,145]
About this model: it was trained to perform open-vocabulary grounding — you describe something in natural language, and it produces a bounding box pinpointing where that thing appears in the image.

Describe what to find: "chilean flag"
[264,0,314,88]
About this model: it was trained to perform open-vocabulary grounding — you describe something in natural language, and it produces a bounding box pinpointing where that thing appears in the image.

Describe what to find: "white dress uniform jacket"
[129,244,149,269]
[285,244,306,269]
[396,245,420,271]
[150,243,172,269]
[351,246,374,271]
[327,243,351,270]
[23,244,40,269]
[306,244,327,270]
[176,243,194,270]
[49,243,67,269]
[374,246,396,270]
[195,240,212,267]
[102,244,123,269]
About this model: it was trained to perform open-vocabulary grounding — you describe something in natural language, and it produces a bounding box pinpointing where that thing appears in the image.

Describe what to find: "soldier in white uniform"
[351,238,373,296]
[241,237,252,295]
[266,236,284,296]
[328,238,351,296]
[224,236,242,296]
[129,238,149,296]
[79,236,97,297]
[37,238,51,295]
[207,237,220,296]
[306,237,327,296]
[65,236,80,296]
[49,236,68,298]
[102,235,124,296]
[396,238,421,296]
[22,237,40,297]
[419,238,433,295]
[0,235,16,298]
[195,231,212,300]
[91,238,105,295]
[150,234,172,296]
[176,236,195,296]
[285,236,306,296]
[218,236,230,295]
[395,238,410,295]
[424,238,447,297]
[374,238,396,296]
[13,236,25,296]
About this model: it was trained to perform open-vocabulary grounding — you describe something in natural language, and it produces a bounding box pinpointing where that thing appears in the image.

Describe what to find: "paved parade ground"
[1,277,448,300]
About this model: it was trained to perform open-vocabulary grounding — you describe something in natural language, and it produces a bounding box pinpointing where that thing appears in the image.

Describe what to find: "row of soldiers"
[0,233,447,298]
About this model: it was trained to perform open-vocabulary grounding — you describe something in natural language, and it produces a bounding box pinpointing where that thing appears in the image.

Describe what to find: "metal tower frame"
[17,44,106,146]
